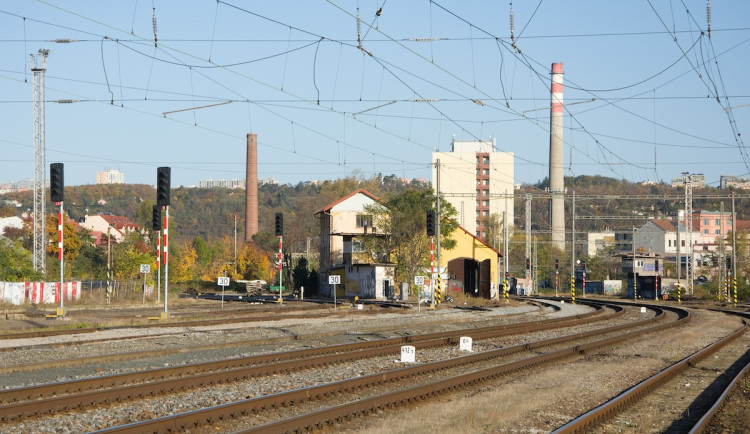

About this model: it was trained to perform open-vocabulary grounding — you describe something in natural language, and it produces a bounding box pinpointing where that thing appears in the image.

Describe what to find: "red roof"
[649,219,677,232]
[100,215,139,230]
[314,188,382,216]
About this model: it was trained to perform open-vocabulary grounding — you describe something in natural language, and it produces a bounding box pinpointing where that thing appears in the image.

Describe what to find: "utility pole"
[504,191,509,302]
[31,49,49,273]
[525,194,531,294]
[732,193,737,306]
[570,191,576,296]
[435,159,442,306]
[719,202,726,301]
[683,173,694,295]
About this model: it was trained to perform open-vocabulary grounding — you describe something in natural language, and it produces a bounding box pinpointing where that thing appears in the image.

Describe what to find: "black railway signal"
[275,212,284,236]
[555,258,559,270]
[152,205,161,231]
[50,163,64,202]
[426,210,435,236]
[525,257,530,270]
[156,167,171,206]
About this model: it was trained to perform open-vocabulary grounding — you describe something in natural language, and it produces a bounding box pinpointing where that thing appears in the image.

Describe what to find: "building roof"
[649,219,677,232]
[98,215,139,230]
[314,188,382,216]
[453,222,502,256]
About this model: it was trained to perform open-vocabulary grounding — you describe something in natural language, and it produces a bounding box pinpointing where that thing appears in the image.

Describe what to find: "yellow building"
[437,224,501,299]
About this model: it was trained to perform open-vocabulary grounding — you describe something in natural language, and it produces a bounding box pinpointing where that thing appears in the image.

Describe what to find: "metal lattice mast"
[31,50,49,273]
[683,172,694,295]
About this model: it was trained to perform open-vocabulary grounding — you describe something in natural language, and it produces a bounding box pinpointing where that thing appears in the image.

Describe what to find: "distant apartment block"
[198,178,245,189]
[0,178,33,194]
[95,169,125,185]
[671,173,705,188]
[432,138,515,238]
[720,175,750,190]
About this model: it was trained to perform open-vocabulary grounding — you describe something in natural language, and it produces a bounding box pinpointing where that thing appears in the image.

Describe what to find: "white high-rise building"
[432,138,514,238]
[95,169,125,185]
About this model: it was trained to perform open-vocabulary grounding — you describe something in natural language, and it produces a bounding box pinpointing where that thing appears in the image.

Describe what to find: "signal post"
[50,163,65,318]
[157,167,170,319]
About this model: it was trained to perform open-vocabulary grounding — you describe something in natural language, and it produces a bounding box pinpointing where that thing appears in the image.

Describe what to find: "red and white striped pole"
[58,201,64,315]
[278,235,283,302]
[163,206,169,317]
[156,229,161,302]
[430,236,435,309]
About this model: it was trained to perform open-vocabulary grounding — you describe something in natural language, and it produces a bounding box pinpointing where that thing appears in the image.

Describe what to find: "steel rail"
[0,300,624,421]
[91,304,686,433]
[0,302,617,422]
[0,300,607,405]
[552,319,748,433]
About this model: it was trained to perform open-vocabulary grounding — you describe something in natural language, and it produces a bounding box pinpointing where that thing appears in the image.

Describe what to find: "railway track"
[87,302,681,433]
[0,301,615,423]
[554,307,750,433]
[0,300,553,375]
[9,300,744,433]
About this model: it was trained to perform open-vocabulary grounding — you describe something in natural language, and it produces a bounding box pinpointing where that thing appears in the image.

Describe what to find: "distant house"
[314,189,395,299]
[79,214,140,244]
[633,219,696,255]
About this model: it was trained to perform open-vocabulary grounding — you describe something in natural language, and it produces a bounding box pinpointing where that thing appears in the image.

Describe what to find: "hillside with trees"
[2,174,748,298]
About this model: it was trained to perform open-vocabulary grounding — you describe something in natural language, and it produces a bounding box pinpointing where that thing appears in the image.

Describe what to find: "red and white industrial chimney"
[549,62,565,251]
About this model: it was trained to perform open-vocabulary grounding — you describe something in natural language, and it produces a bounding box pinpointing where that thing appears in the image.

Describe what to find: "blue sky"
[1,1,749,188]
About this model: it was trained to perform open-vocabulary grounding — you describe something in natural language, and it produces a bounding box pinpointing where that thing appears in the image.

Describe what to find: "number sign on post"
[140,264,150,305]
[328,275,340,310]
[218,276,230,309]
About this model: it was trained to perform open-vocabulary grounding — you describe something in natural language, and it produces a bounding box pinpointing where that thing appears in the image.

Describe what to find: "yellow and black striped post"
[633,277,637,300]
[570,275,575,304]
[733,276,737,307]
[677,281,681,304]
[436,274,442,304]
[503,273,509,303]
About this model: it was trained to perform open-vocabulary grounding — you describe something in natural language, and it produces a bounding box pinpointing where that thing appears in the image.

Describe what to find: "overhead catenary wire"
[2,1,749,187]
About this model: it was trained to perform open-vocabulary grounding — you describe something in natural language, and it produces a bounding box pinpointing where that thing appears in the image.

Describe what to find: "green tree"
[0,238,43,281]
[364,189,458,288]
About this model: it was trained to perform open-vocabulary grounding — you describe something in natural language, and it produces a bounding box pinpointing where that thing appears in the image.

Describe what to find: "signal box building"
[617,252,665,300]
[314,189,395,300]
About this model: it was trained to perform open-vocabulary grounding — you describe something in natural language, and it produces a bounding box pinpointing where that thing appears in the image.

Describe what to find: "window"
[483,169,490,175]
[483,157,489,164]
[483,179,489,185]
[483,200,489,206]
[356,214,373,228]
[715,229,720,234]
[715,219,720,225]
[681,240,685,247]
[703,219,708,225]
[484,210,489,217]
[668,240,672,247]
[703,229,708,234]
[352,240,365,253]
